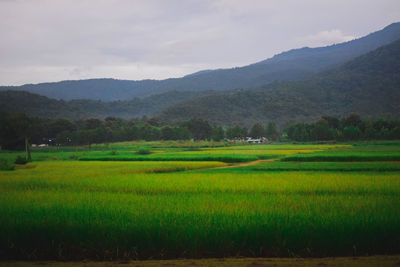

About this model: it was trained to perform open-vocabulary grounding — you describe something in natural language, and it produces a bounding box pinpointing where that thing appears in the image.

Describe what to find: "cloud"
[0,0,399,85]
[297,30,357,47]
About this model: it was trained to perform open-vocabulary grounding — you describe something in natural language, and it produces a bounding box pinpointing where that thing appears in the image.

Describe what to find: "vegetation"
[0,159,14,171]
[285,114,400,141]
[0,90,212,120]
[157,38,400,127]
[248,161,400,172]
[14,155,28,165]
[136,148,152,155]
[1,110,399,155]
[281,142,400,162]
[0,141,399,260]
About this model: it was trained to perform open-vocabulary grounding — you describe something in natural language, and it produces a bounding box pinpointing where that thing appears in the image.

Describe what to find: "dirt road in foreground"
[1,255,400,267]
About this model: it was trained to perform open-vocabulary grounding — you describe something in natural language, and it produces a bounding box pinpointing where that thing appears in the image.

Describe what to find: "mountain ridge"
[1,22,399,101]
[0,89,214,120]
[156,38,400,128]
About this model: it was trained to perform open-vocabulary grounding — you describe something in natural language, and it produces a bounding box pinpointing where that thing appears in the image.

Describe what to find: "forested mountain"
[157,39,400,128]
[0,91,90,120]
[1,23,399,101]
[0,90,211,120]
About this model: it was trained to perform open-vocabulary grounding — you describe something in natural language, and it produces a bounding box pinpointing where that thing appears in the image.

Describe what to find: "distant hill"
[0,90,212,120]
[0,91,90,120]
[1,22,399,101]
[156,39,400,128]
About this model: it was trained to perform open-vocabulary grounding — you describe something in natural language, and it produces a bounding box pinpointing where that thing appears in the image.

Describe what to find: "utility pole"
[25,137,31,161]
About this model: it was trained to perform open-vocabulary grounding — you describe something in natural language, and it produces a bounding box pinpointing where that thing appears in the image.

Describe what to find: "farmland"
[0,141,399,260]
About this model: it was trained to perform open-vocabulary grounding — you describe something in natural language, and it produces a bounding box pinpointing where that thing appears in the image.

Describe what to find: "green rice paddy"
[0,141,399,260]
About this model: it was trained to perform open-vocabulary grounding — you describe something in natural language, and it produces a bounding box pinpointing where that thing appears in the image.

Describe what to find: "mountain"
[67,90,213,118]
[156,39,400,128]
[1,23,399,101]
[0,90,212,120]
[0,91,90,119]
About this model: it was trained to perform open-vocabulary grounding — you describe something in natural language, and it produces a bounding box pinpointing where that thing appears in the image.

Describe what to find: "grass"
[282,143,400,162]
[282,154,400,162]
[77,143,341,163]
[79,153,262,163]
[0,159,14,171]
[246,161,400,172]
[0,141,399,260]
[0,142,346,163]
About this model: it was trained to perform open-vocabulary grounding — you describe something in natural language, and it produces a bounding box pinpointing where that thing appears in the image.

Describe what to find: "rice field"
[0,141,399,260]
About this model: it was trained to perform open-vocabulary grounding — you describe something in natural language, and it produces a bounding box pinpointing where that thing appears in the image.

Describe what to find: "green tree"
[184,118,212,140]
[226,125,247,139]
[0,113,32,159]
[161,126,175,140]
[85,118,103,130]
[322,116,340,129]
[174,126,191,140]
[249,123,264,138]
[48,119,76,137]
[211,126,225,141]
[343,125,361,140]
[343,114,365,132]
[265,122,278,141]
[312,119,334,141]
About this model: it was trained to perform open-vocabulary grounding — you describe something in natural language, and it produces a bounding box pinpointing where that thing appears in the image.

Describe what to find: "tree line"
[0,112,279,150]
[284,114,400,141]
[1,112,399,151]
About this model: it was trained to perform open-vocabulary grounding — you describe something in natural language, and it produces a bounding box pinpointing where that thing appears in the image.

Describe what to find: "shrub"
[15,156,28,165]
[136,148,152,155]
[69,154,79,160]
[185,147,201,151]
[0,159,15,171]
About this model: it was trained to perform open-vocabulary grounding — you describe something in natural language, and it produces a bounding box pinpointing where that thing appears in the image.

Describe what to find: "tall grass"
[0,161,399,259]
[1,142,399,260]
[245,161,400,172]
[282,154,400,162]
[79,154,263,163]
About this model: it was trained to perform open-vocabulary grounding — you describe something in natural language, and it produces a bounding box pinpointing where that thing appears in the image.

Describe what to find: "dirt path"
[2,255,399,266]
[214,158,277,169]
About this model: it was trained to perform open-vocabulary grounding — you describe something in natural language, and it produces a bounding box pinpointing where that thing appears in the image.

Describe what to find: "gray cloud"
[0,0,399,85]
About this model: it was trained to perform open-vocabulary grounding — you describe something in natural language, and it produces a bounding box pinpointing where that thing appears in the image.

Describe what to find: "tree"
[226,125,247,139]
[312,119,334,141]
[249,123,264,138]
[389,126,400,139]
[322,116,340,129]
[286,123,312,141]
[211,126,225,141]
[104,117,123,129]
[0,113,32,154]
[265,122,279,141]
[85,118,103,130]
[48,119,76,137]
[184,118,212,140]
[123,125,138,141]
[343,114,365,132]
[343,125,361,140]
[161,126,175,140]
[174,126,191,140]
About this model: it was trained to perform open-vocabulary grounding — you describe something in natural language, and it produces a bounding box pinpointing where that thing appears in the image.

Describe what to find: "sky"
[0,0,399,85]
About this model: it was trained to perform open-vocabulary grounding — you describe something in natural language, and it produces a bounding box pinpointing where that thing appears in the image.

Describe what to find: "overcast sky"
[0,0,399,85]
